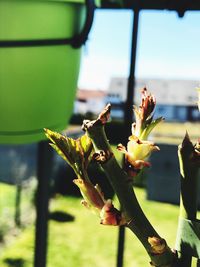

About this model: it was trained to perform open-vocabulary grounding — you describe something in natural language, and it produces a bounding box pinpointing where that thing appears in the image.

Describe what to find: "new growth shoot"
[45,87,200,267]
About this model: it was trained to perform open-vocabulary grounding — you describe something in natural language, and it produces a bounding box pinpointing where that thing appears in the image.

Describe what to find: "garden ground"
[0,184,199,267]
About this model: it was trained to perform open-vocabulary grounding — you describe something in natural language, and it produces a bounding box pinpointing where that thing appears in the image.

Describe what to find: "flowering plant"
[45,88,200,267]
[117,88,162,177]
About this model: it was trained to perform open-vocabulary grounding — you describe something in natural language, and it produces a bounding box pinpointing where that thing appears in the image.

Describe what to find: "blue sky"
[78,9,200,90]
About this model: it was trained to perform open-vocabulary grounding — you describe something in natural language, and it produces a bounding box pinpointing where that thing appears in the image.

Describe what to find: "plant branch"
[178,133,199,219]
[176,133,200,267]
[82,105,177,267]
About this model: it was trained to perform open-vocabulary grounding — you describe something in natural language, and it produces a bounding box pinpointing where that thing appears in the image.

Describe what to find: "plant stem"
[84,120,176,267]
[177,134,199,267]
[178,138,199,220]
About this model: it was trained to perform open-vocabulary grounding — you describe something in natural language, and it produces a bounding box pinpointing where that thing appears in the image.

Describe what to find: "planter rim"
[4,0,100,6]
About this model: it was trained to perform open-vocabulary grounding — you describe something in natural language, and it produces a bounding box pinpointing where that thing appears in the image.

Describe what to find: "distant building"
[75,78,200,122]
[107,77,200,121]
[74,89,106,115]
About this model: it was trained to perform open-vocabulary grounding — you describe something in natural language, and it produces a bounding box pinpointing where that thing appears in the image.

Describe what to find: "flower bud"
[74,179,126,226]
[148,237,167,255]
[100,200,126,226]
[140,87,156,122]
[73,179,105,212]
[132,88,163,140]
[127,136,159,163]
[117,136,159,175]
[133,88,156,137]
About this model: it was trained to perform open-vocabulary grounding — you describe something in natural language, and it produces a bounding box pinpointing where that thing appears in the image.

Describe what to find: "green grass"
[1,188,198,267]
[0,183,16,240]
[0,183,16,214]
[150,121,200,144]
[0,181,36,244]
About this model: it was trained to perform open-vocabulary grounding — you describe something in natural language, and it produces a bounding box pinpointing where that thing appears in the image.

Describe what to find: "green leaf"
[79,134,93,164]
[44,128,76,165]
[44,128,93,178]
[140,117,164,140]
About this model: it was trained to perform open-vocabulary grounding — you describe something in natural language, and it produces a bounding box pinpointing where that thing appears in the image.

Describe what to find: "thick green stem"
[176,134,199,267]
[84,121,176,267]
[179,148,199,219]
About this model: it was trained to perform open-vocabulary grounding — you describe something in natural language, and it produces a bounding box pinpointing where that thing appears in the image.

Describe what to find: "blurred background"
[0,7,200,267]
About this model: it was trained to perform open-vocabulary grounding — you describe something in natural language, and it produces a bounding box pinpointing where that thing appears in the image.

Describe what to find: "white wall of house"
[74,101,88,114]
[87,98,106,114]
[75,77,199,121]
[74,98,106,115]
[108,77,199,106]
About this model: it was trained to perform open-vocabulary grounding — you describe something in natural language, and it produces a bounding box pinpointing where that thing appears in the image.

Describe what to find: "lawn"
[0,183,16,242]
[0,180,36,244]
[1,187,198,267]
[149,121,200,144]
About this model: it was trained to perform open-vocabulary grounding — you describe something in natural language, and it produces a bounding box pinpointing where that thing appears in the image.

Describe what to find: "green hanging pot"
[0,0,95,144]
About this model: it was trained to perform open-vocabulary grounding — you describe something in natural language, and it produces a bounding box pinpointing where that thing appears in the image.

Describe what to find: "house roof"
[76,89,106,101]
